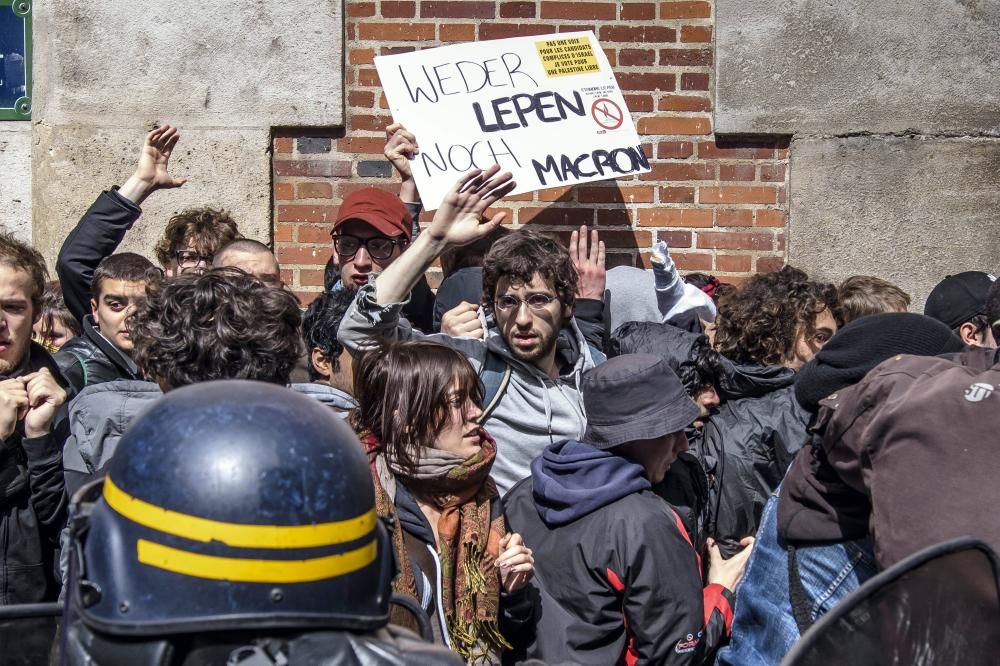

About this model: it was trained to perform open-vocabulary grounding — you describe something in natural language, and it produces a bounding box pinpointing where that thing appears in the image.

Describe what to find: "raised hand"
[21,368,67,438]
[496,532,535,594]
[425,167,515,247]
[384,123,418,180]
[570,225,606,300]
[0,378,28,441]
[440,301,484,339]
[120,124,187,204]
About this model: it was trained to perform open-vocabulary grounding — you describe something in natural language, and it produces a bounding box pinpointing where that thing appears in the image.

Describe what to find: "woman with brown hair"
[352,340,534,663]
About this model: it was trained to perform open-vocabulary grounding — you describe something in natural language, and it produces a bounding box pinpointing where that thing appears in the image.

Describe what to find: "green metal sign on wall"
[0,0,30,120]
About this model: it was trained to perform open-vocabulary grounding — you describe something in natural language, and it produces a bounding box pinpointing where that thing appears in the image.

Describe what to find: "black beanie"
[794,312,966,413]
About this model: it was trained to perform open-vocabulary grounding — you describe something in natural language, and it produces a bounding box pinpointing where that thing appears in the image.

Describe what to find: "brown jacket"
[814,349,1000,569]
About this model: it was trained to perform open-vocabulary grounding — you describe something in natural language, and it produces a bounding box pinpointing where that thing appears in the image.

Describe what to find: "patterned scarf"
[363,431,509,662]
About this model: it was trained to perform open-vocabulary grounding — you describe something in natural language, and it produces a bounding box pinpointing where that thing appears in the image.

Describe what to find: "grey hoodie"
[339,283,598,495]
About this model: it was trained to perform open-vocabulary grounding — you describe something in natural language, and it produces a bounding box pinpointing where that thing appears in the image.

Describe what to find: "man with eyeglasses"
[339,167,605,494]
[57,125,239,325]
[328,187,436,332]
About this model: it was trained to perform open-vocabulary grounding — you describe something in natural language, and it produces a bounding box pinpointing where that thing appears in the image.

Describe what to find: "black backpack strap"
[788,544,815,634]
[477,352,511,425]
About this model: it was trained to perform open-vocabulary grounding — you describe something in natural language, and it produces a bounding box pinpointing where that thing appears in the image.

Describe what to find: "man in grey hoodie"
[338,167,602,494]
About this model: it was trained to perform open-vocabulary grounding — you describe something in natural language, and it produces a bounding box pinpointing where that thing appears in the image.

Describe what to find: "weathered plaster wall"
[0,122,31,244]
[31,1,344,266]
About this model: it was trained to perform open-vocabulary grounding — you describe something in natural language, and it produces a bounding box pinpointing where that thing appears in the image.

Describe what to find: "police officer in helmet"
[62,380,463,665]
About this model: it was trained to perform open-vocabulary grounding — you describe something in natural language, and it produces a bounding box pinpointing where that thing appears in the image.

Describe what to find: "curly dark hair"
[350,340,483,475]
[131,268,303,389]
[714,265,843,367]
[0,231,48,310]
[481,229,577,312]
[153,207,240,267]
[302,288,356,381]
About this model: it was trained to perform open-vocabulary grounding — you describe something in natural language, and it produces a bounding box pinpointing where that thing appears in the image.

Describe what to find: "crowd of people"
[2,121,998,665]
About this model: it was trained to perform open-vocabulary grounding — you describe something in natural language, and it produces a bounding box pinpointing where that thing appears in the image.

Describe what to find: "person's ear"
[311,348,332,380]
[959,322,981,345]
[90,298,100,323]
[562,302,574,321]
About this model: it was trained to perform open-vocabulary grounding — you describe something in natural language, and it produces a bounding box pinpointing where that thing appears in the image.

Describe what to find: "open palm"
[426,166,515,246]
[134,125,187,190]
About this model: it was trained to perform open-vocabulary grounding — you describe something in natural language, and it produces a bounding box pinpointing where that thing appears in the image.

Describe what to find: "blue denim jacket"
[715,493,876,666]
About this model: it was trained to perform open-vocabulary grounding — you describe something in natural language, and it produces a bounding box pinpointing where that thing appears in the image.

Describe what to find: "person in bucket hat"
[503,354,755,665]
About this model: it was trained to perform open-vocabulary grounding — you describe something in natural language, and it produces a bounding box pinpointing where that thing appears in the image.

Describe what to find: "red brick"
[274,160,353,177]
[755,209,787,228]
[349,48,375,65]
[637,208,713,227]
[275,182,295,200]
[296,182,334,199]
[645,162,714,181]
[776,233,786,251]
[348,90,375,108]
[657,141,695,158]
[756,256,785,273]
[696,231,773,251]
[500,2,536,18]
[620,48,657,66]
[616,72,676,92]
[480,23,556,40]
[277,246,332,265]
[658,94,711,112]
[381,1,415,17]
[657,230,693,247]
[299,269,326,287]
[274,224,293,242]
[274,137,293,154]
[577,185,655,204]
[347,2,376,17]
[716,254,752,273]
[621,2,657,19]
[624,94,654,112]
[680,25,712,42]
[660,1,711,19]
[659,186,695,203]
[717,209,753,227]
[336,137,386,154]
[720,164,755,181]
[357,69,382,87]
[599,25,676,43]
[379,46,417,56]
[422,1,495,18]
[351,114,392,132]
[358,23,435,40]
[681,72,710,91]
[597,209,632,226]
[277,205,339,223]
[700,186,777,205]
[537,185,575,202]
[519,207,595,226]
[660,48,712,66]
[637,116,710,135]
[440,24,476,41]
[603,47,617,66]
[297,225,335,243]
[541,2,616,19]
[698,141,774,159]
[606,253,636,268]
[667,252,712,271]
[759,164,786,182]
[554,229,651,248]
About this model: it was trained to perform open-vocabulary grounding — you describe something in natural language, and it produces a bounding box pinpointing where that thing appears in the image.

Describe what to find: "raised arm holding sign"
[375,31,649,209]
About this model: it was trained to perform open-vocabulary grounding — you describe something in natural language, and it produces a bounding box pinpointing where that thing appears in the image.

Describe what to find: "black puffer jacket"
[54,316,140,395]
[700,362,809,557]
[0,343,70,605]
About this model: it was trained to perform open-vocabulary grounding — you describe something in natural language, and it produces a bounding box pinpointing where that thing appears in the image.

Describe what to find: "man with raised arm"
[339,167,604,495]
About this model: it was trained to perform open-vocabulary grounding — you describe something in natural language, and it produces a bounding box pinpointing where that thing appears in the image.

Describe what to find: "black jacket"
[56,189,143,324]
[54,316,140,395]
[0,343,69,605]
[699,362,809,557]
[503,440,733,665]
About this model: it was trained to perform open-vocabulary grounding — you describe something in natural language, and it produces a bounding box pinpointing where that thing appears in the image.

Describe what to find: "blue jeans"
[715,493,876,666]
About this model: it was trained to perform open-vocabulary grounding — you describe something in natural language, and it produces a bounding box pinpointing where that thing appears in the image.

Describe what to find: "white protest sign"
[375,31,649,209]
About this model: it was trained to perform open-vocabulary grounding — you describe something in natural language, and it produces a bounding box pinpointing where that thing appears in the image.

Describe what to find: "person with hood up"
[716,313,966,666]
[352,340,534,663]
[339,167,604,495]
[700,266,842,557]
[504,354,753,665]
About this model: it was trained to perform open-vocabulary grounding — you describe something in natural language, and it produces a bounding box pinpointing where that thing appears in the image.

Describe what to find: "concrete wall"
[0,122,31,244]
[716,0,1000,305]
[31,0,344,267]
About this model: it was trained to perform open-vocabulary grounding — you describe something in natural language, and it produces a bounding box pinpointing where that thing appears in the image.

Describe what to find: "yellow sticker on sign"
[535,37,601,78]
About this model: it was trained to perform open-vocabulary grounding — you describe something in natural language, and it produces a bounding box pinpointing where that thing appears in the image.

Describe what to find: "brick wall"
[273,0,789,304]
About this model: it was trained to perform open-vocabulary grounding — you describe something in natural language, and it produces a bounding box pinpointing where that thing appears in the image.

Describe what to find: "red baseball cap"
[333,188,413,240]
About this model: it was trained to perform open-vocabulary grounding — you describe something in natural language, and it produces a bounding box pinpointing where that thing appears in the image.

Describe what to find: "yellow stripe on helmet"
[136,538,378,583]
[104,476,375,549]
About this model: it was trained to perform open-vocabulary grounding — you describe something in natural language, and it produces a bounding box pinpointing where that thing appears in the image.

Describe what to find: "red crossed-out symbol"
[591,98,624,130]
